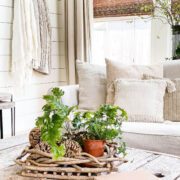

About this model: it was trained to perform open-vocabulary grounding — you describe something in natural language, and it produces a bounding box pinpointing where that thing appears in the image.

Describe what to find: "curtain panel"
[65,0,93,84]
[94,0,153,18]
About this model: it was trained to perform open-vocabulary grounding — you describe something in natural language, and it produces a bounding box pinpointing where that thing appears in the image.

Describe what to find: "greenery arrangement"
[35,88,128,159]
[72,104,128,156]
[141,0,180,26]
[35,88,74,159]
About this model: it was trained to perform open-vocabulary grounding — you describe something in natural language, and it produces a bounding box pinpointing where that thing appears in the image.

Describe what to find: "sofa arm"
[49,85,79,107]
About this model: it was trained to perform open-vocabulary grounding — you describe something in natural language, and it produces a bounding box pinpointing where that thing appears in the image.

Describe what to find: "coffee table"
[1,135,180,180]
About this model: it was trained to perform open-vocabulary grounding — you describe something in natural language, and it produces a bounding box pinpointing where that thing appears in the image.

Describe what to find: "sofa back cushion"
[163,60,180,79]
[106,59,163,104]
[76,61,106,110]
[114,79,167,123]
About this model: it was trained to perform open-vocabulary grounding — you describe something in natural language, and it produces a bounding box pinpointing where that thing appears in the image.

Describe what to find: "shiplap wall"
[0,0,67,137]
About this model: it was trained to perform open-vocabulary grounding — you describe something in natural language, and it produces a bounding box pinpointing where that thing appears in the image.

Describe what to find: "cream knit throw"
[32,0,51,74]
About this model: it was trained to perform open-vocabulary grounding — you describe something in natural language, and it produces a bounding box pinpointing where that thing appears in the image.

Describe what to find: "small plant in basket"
[35,88,75,159]
[16,89,128,179]
[72,104,128,157]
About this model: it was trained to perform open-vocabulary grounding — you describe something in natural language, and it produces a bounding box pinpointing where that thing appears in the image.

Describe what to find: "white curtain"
[65,0,93,84]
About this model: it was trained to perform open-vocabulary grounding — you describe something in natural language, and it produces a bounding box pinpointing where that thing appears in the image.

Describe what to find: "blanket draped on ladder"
[12,0,51,89]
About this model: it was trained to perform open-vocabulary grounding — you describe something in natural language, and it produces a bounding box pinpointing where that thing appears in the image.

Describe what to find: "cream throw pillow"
[142,74,180,122]
[114,79,167,122]
[106,59,163,104]
[76,61,106,110]
[164,79,180,122]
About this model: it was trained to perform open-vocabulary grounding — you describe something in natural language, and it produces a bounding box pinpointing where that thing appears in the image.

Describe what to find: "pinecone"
[62,140,82,158]
[29,128,41,148]
[34,141,51,153]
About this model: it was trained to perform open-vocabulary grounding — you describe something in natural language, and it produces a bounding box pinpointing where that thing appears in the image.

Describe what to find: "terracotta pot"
[83,139,105,157]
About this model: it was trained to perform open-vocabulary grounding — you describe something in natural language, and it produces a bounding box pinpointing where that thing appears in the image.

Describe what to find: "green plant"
[174,42,180,59]
[36,88,74,159]
[141,0,180,26]
[72,104,128,156]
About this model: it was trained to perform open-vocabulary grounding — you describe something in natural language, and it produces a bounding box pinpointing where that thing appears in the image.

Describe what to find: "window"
[92,17,151,65]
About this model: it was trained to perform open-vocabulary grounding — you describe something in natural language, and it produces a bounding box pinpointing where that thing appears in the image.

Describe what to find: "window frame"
[92,15,152,65]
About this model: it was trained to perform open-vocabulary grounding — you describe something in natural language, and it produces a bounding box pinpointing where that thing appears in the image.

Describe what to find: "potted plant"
[35,88,75,159]
[72,104,128,157]
[141,0,180,26]
[173,42,180,59]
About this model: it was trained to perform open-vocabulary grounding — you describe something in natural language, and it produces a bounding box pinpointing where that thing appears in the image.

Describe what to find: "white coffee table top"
[0,134,180,180]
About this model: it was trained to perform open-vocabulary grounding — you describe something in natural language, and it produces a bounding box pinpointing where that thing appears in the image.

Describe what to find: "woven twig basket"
[15,146,127,179]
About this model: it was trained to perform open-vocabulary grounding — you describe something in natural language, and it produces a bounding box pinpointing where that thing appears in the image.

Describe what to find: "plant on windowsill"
[141,0,180,27]
[141,0,180,61]
[72,104,128,157]
[173,42,180,60]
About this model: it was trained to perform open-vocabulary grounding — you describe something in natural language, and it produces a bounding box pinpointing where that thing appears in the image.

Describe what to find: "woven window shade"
[94,0,154,18]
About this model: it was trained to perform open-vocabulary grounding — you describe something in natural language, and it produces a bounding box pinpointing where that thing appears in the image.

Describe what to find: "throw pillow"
[142,74,176,93]
[142,74,180,122]
[106,58,163,104]
[164,79,180,122]
[76,61,106,110]
[114,79,167,122]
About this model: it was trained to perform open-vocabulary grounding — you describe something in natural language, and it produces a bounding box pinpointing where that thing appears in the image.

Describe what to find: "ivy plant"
[72,104,128,156]
[36,88,74,159]
[174,42,180,59]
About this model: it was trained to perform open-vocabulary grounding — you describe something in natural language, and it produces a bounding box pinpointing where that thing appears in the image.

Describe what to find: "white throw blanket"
[12,0,40,88]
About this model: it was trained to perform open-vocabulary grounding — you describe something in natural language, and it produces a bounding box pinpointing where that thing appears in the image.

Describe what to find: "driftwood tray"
[15,146,127,180]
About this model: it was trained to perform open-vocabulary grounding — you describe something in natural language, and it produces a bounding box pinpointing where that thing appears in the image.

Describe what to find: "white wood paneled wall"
[0,0,67,137]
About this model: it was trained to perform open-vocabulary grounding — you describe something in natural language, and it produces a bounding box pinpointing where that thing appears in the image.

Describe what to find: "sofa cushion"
[123,132,180,156]
[122,121,180,156]
[76,61,106,110]
[114,79,166,123]
[106,59,163,104]
[122,121,180,136]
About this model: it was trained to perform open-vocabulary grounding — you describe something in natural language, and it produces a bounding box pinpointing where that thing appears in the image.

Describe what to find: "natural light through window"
[92,17,151,65]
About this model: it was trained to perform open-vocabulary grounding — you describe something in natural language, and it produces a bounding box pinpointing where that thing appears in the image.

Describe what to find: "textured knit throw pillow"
[76,61,106,110]
[142,74,180,122]
[164,79,180,122]
[114,79,167,123]
[142,74,176,93]
[106,59,163,104]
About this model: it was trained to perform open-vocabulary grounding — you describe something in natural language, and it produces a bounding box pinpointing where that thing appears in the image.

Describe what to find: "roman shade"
[94,0,153,18]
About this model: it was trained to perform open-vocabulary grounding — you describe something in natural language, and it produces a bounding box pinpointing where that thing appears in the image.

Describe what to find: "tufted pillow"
[114,79,167,123]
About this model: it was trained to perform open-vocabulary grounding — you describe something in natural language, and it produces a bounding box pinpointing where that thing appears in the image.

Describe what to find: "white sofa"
[58,61,180,156]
